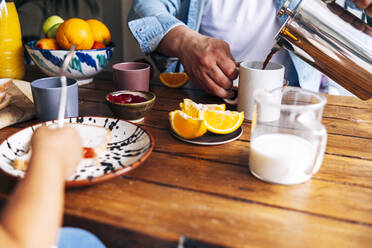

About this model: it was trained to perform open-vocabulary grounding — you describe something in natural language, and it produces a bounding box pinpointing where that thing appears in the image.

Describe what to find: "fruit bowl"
[25,40,114,85]
[105,90,156,122]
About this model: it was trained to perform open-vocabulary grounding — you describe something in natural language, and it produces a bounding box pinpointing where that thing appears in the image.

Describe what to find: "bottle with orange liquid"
[0,0,25,79]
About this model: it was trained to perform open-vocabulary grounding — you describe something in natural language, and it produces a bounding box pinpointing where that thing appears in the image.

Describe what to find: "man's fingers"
[366,4,372,17]
[217,60,239,81]
[354,0,371,10]
[202,73,234,99]
[207,65,233,90]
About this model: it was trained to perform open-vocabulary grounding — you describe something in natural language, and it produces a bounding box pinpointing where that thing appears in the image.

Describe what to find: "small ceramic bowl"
[25,40,114,85]
[105,90,156,122]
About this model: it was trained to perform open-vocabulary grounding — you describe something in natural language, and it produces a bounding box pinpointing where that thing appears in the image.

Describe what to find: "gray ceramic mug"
[31,77,79,121]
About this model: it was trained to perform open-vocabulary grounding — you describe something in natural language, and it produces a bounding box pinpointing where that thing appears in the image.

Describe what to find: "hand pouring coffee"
[273,0,372,100]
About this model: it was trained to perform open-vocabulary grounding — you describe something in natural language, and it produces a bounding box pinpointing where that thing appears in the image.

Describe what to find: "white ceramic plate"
[0,117,154,187]
[170,127,242,145]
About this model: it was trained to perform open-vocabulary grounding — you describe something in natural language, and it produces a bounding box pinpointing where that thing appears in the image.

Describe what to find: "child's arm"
[0,126,82,248]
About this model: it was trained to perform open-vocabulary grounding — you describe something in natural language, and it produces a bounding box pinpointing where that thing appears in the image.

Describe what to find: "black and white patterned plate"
[0,117,154,187]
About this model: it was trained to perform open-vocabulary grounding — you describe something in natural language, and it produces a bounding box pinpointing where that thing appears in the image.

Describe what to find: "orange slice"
[159,72,189,88]
[199,110,244,134]
[180,98,225,118]
[169,110,207,139]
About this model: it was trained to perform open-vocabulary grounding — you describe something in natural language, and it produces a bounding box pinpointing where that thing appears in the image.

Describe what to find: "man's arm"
[128,0,237,98]
[0,127,82,248]
[157,25,238,98]
[127,0,185,54]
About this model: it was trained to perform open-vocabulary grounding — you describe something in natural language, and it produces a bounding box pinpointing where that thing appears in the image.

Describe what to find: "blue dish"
[25,40,114,85]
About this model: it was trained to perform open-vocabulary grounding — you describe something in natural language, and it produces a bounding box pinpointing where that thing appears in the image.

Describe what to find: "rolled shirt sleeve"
[128,0,186,54]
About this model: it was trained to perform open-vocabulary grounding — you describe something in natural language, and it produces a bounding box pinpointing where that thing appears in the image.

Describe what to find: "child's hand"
[31,126,82,178]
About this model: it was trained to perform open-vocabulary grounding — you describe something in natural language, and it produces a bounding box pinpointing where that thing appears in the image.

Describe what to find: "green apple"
[42,15,64,35]
[46,23,62,38]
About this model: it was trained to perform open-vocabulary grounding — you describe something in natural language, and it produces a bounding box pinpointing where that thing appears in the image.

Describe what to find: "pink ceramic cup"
[112,62,150,91]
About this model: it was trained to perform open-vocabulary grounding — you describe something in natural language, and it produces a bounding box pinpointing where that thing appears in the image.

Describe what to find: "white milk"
[249,133,314,185]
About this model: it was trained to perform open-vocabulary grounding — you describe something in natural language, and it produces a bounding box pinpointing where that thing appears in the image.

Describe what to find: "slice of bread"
[13,152,31,171]
[0,94,11,110]
[0,79,12,111]
[13,123,112,171]
[0,79,13,92]
[0,92,6,103]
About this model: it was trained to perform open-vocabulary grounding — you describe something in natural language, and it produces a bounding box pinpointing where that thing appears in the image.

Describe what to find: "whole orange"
[86,19,111,45]
[56,18,94,50]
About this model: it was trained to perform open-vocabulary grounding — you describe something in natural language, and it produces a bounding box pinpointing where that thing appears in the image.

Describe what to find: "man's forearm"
[156,25,198,58]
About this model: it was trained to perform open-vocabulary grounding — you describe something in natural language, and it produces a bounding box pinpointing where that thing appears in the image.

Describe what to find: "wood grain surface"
[0,67,371,248]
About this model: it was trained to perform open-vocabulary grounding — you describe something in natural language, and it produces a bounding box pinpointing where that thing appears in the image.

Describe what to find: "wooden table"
[0,67,371,247]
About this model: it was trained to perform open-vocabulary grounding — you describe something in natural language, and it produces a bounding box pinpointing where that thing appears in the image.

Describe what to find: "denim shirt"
[128,0,365,92]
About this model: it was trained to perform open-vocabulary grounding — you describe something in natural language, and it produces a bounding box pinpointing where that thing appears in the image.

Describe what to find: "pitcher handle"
[306,124,328,175]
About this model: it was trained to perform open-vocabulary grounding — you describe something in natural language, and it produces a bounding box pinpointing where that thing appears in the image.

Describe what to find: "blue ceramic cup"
[31,77,79,121]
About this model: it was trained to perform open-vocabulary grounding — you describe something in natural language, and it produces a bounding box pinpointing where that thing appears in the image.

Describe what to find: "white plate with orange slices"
[169,99,244,145]
[170,127,242,145]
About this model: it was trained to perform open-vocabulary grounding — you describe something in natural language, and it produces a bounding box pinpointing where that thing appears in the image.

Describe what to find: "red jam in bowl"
[108,93,146,104]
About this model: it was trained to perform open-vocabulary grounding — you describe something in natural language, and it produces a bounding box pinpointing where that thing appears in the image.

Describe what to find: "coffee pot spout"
[276,0,372,100]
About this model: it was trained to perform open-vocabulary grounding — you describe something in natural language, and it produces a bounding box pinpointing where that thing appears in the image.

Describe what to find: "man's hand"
[31,126,82,178]
[353,0,372,17]
[157,26,238,98]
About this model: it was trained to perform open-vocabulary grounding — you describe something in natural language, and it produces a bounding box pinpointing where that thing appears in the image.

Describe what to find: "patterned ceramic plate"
[170,127,242,145]
[0,117,154,187]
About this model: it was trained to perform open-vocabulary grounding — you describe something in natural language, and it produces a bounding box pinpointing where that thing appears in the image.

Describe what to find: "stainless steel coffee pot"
[276,0,372,100]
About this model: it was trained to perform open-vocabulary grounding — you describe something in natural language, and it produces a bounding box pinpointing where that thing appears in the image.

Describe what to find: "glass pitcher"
[249,86,327,185]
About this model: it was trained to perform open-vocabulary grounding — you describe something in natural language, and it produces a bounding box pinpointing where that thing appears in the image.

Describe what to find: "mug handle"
[223,79,289,105]
[223,66,240,105]
[223,87,239,105]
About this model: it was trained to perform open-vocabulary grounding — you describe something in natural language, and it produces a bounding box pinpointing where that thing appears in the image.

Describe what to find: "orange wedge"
[159,72,189,88]
[199,110,244,134]
[180,98,226,118]
[169,110,207,139]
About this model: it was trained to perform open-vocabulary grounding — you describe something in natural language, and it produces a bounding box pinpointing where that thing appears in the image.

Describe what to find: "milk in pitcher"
[249,133,314,185]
